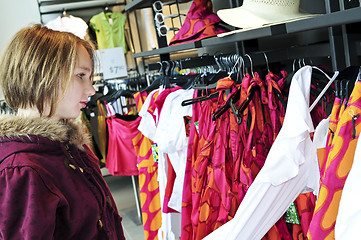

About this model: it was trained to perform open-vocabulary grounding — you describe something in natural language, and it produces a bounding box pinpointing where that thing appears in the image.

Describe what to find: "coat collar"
[0,114,90,150]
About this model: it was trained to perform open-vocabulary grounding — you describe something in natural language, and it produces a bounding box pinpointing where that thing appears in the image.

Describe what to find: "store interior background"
[0,0,327,98]
[0,0,327,101]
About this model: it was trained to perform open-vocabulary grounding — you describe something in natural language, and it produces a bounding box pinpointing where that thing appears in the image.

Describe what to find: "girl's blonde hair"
[0,24,95,117]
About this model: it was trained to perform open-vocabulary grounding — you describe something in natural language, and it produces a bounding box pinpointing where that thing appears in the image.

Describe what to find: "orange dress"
[308,81,361,239]
[133,91,162,240]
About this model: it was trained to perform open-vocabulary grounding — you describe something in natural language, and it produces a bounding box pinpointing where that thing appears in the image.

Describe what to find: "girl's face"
[52,44,95,121]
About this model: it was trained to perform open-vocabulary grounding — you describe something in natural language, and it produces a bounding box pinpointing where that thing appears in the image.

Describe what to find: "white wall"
[0,0,40,53]
[0,0,40,100]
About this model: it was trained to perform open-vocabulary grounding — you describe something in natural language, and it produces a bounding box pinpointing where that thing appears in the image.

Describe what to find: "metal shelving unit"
[133,41,199,58]
[124,0,192,12]
[37,0,126,23]
[128,7,361,59]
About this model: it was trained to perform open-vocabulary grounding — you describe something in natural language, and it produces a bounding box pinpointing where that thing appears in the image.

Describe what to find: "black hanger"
[212,87,241,121]
[140,78,160,93]
[338,66,360,82]
[237,86,258,116]
[181,92,219,106]
[119,89,135,98]
[337,66,360,107]
[98,83,121,103]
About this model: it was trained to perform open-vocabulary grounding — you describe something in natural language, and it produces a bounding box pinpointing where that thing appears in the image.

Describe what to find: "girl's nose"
[87,81,96,97]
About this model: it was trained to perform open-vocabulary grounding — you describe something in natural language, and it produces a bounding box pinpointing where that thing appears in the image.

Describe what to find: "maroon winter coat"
[0,115,125,239]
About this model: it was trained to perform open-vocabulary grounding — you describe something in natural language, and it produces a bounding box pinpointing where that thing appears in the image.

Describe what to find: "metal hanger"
[245,54,254,78]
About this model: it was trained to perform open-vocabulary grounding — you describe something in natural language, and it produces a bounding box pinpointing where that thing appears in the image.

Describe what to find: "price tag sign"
[95,47,128,80]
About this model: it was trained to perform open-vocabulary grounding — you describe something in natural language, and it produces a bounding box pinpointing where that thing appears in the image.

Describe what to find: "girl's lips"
[80,101,88,108]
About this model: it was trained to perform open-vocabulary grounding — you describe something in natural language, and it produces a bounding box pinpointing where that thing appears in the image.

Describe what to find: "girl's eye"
[77,73,85,79]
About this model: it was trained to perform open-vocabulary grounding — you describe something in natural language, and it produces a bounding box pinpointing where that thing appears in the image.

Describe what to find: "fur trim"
[0,115,90,150]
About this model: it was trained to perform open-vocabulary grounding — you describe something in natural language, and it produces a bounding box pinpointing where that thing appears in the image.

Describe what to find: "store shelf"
[133,41,200,58]
[38,0,124,14]
[286,6,361,33]
[124,0,150,11]
[201,26,276,47]
[131,7,361,59]
[124,0,192,12]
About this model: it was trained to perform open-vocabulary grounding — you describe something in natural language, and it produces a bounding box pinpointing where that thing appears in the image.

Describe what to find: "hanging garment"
[265,71,287,140]
[45,15,89,39]
[188,88,225,240]
[97,100,108,165]
[181,73,298,239]
[106,115,140,176]
[268,70,318,238]
[89,11,127,52]
[203,66,331,240]
[133,91,162,240]
[335,130,361,239]
[307,80,361,239]
[138,89,160,141]
[238,73,292,240]
[169,0,228,46]
[318,97,342,178]
[138,87,183,240]
[181,89,203,240]
[154,89,195,213]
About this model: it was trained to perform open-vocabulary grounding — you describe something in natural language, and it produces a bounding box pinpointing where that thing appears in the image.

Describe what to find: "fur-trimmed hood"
[0,114,90,150]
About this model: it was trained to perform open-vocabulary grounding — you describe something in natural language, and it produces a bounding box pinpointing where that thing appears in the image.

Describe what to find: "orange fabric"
[133,92,162,240]
[307,82,361,239]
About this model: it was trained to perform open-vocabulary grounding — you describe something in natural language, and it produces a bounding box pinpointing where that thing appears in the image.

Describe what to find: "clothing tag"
[151,144,159,163]
[285,202,301,224]
[109,18,113,25]
[194,121,199,134]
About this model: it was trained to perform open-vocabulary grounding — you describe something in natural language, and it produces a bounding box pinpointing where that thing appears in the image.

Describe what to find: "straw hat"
[217,0,317,29]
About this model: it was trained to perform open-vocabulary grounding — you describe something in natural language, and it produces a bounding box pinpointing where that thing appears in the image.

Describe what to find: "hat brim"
[217,6,317,29]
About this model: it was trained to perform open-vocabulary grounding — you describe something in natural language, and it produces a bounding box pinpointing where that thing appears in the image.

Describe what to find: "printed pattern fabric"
[181,75,301,240]
[169,0,228,46]
[307,81,361,239]
[133,91,162,240]
[239,73,292,240]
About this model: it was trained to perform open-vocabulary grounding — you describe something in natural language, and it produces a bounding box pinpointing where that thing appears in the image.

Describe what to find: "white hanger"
[309,66,339,112]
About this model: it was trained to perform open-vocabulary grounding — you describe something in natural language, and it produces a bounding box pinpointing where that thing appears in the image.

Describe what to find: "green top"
[90,11,127,53]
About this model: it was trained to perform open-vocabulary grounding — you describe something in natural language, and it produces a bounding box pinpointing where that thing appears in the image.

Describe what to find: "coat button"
[68,164,77,170]
[98,219,103,229]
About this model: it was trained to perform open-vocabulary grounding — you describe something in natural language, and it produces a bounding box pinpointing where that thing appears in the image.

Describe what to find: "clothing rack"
[37,0,126,23]
[147,43,330,72]
[38,0,126,15]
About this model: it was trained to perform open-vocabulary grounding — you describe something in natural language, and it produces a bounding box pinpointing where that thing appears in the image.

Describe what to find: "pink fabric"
[154,87,182,118]
[169,0,228,46]
[106,116,140,176]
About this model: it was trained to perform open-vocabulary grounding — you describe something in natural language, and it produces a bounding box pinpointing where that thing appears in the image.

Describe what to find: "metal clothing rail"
[147,43,330,72]
[38,0,125,15]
